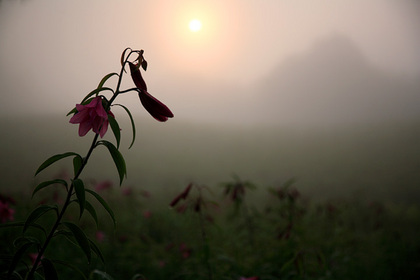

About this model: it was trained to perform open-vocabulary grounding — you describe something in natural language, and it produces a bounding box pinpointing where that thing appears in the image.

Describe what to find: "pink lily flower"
[69,96,114,138]
[170,183,193,207]
[0,201,14,223]
[95,231,106,242]
[128,62,174,122]
[94,180,113,191]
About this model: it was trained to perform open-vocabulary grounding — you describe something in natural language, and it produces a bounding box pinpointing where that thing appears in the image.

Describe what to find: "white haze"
[0,0,419,126]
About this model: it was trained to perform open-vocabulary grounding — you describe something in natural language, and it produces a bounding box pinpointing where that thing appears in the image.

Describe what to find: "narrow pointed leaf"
[85,189,116,228]
[97,73,118,89]
[62,222,91,263]
[33,272,45,280]
[114,104,136,149]
[97,140,126,185]
[81,87,114,104]
[50,259,88,280]
[8,241,35,276]
[13,236,40,248]
[73,155,83,177]
[108,114,121,149]
[73,179,85,218]
[35,152,81,176]
[90,270,114,280]
[0,222,47,236]
[41,259,58,280]
[24,205,58,233]
[32,179,68,198]
[89,239,105,264]
[84,201,99,228]
[7,271,23,280]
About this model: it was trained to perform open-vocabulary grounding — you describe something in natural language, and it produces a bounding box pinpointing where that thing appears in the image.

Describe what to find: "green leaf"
[85,189,116,228]
[89,239,105,264]
[33,272,45,280]
[108,114,121,149]
[50,259,88,280]
[53,229,73,240]
[62,222,91,263]
[66,88,115,116]
[81,87,114,104]
[41,259,58,280]
[0,222,47,236]
[73,155,83,177]
[90,270,114,280]
[6,270,23,280]
[24,205,58,233]
[8,241,35,276]
[97,140,126,185]
[131,274,147,280]
[97,73,118,89]
[84,201,99,228]
[13,236,40,248]
[114,104,136,149]
[73,179,85,218]
[32,179,67,198]
[35,152,81,176]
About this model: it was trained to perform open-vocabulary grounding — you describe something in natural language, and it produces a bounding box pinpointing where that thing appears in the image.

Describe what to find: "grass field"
[1,115,420,279]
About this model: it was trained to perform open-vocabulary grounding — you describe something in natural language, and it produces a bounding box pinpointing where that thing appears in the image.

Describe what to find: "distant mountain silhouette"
[256,34,420,125]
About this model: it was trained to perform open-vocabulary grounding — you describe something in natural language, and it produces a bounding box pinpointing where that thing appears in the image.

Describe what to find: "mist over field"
[1,2,420,278]
[1,33,420,205]
[2,116,420,205]
[0,1,419,204]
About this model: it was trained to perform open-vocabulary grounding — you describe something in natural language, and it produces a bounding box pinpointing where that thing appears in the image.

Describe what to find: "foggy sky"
[0,0,419,125]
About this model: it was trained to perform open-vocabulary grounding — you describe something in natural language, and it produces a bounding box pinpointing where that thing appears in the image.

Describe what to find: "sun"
[188,19,202,32]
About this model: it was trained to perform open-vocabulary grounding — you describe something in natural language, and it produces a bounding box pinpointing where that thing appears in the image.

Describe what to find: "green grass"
[1,179,419,279]
[1,116,420,278]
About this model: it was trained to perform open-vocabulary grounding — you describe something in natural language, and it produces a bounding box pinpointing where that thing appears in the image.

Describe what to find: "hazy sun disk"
[189,19,202,32]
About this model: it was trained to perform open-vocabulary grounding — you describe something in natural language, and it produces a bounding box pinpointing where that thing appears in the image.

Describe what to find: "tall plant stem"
[27,58,128,278]
[27,134,99,279]
[197,188,213,280]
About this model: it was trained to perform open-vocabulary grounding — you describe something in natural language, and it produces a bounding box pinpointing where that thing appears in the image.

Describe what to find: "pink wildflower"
[128,62,174,122]
[170,183,193,207]
[0,194,16,205]
[95,231,106,242]
[29,253,43,265]
[53,190,64,204]
[140,190,151,198]
[69,96,114,138]
[118,235,128,243]
[0,201,15,223]
[94,180,113,191]
[122,187,133,196]
[179,243,191,259]
[143,210,152,219]
[175,202,188,214]
[240,277,259,280]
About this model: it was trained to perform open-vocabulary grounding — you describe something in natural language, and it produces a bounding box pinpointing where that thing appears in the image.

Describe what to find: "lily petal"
[138,90,174,122]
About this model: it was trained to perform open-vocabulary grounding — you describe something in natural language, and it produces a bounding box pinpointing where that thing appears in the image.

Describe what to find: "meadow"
[1,115,420,279]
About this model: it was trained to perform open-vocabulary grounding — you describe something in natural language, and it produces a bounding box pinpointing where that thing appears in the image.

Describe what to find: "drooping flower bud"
[128,62,174,122]
[128,62,147,91]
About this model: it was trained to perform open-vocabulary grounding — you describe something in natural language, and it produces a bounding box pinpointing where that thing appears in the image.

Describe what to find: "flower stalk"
[28,133,99,279]
[24,48,171,279]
